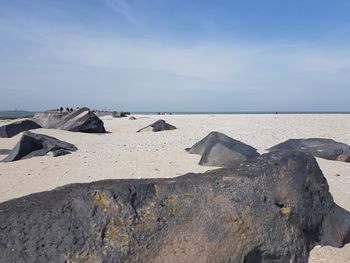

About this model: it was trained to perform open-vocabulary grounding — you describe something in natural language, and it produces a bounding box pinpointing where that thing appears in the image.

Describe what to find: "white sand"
[0,114,349,262]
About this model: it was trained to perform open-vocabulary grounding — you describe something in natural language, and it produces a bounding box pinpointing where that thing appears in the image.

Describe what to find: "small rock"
[137,119,176,133]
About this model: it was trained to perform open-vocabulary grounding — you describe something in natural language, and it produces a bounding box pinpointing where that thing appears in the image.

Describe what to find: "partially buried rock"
[0,120,41,138]
[129,116,137,120]
[268,138,350,162]
[113,112,129,118]
[0,151,349,262]
[1,131,77,162]
[137,119,176,132]
[336,154,350,162]
[186,131,259,167]
[33,107,106,133]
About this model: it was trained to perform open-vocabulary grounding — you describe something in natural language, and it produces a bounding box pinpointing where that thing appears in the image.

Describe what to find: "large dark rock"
[0,151,349,262]
[186,131,260,167]
[137,119,176,132]
[1,131,77,162]
[33,107,106,133]
[268,138,350,162]
[0,120,41,138]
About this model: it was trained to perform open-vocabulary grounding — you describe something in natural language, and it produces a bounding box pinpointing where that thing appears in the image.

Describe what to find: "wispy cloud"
[1,5,350,111]
[103,0,138,24]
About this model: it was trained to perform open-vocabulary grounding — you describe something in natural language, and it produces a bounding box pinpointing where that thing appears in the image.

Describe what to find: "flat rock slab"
[186,131,260,167]
[1,131,77,162]
[0,120,41,138]
[268,138,350,162]
[0,151,349,262]
[33,107,106,133]
[137,119,176,132]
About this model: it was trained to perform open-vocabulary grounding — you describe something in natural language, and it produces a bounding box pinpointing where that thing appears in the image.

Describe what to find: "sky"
[1,0,350,112]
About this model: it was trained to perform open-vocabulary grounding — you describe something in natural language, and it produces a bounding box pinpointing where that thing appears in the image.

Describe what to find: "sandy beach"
[0,114,349,262]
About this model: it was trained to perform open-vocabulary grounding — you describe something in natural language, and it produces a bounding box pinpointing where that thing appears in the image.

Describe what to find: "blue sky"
[1,0,350,111]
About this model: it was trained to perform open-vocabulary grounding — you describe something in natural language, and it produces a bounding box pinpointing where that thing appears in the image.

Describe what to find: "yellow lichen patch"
[65,250,101,263]
[104,220,129,251]
[114,201,123,213]
[280,206,291,215]
[168,208,177,216]
[105,221,117,239]
[163,195,177,206]
[183,193,191,198]
[135,202,157,230]
[94,191,111,211]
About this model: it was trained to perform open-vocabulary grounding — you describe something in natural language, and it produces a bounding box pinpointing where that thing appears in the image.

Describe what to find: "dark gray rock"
[0,151,349,262]
[33,107,106,133]
[93,111,114,118]
[268,138,350,162]
[186,131,260,167]
[137,119,176,132]
[129,116,137,120]
[0,149,10,155]
[0,120,41,138]
[94,111,130,118]
[113,112,129,118]
[1,131,77,162]
[51,149,74,157]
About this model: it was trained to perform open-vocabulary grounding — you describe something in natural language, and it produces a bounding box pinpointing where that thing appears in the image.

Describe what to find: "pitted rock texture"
[0,151,349,262]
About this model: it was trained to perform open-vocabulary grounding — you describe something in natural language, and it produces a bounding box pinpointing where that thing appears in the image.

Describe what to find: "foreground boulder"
[1,131,77,162]
[33,107,106,133]
[1,151,349,262]
[186,131,260,167]
[0,120,41,138]
[137,119,176,132]
[268,138,350,162]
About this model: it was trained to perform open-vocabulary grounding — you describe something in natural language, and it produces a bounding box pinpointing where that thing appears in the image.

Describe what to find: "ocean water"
[132,111,350,115]
[1,110,350,119]
[0,111,36,119]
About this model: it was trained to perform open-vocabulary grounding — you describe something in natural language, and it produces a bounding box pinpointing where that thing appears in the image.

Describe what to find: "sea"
[0,111,36,119]
[1,110,350,119]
